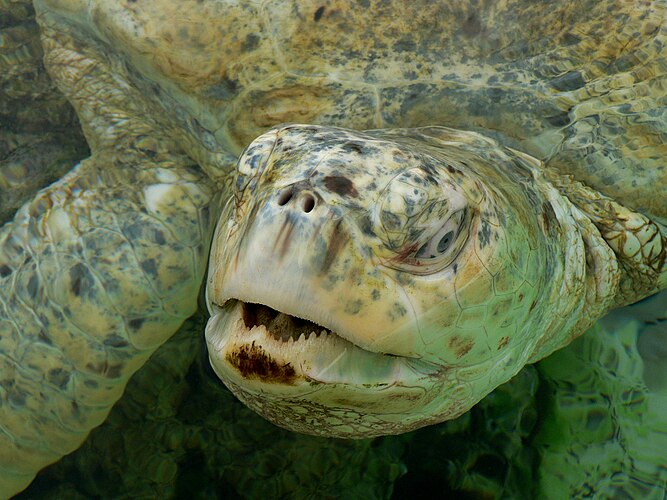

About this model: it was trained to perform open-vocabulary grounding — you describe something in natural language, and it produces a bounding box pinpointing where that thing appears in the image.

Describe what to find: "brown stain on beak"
[226,341,297,384]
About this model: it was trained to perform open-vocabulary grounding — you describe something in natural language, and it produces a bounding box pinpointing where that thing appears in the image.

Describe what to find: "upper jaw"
[205,206,429,358]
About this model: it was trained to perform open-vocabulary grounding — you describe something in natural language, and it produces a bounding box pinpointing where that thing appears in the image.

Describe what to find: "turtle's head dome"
[205,124,587,437]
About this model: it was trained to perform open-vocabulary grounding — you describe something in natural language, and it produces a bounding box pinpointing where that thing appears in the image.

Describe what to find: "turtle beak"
[206,177,424,359]
[207,184,355,344]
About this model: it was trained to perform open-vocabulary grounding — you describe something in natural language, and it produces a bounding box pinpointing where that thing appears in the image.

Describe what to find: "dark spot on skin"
[345,299,363,315]
[48,368,70,389]
[153,230,166,245]
[371,289,380,301]
[448,335,474,359]
[550,71,586,92]
[38,330,52,346]
[359,215,375,236]
[324,176,358,198]
[381,211,403,232]
[393,37,416,52]
[84,379,98,388]
[320,219,349,274]
[247,154,264,173]
[562,32,581,45]
[478,221,492,248]
[69,263,93,298]
[85,361,104,375]
[103,335,129,348]
[389,302,407,321]
[518,293,525,302]
[129,317,145,330]
[204,78,238,100]
[106,364,123,378]
[446,165,460,174]
[8,389,26,407]
[141,258,158,277]
[313,6,325,21]
[498,336,510,350]
[244,33,260,50]
[226,341,296,384]
[546,111,571,127]
[0,265,11,278]
[26,274,39,298]
[462,13,481,36]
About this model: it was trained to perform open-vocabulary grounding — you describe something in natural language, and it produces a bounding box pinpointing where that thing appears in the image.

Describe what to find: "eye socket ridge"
[392,208,472,275]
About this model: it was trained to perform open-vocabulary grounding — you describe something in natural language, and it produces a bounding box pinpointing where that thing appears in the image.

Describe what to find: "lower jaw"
[203,300,458,437]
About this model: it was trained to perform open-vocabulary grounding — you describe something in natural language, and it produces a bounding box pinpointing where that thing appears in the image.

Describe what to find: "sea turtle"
[0,0,665,496]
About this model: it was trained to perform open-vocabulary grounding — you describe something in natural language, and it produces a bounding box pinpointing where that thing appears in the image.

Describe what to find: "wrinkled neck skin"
[205,125,637,438]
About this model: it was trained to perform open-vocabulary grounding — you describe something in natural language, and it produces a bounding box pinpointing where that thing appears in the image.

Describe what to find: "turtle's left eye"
[390,209,471,275]
[415,227,455,259]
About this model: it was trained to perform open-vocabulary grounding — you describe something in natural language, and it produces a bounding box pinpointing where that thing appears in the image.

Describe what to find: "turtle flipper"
[0,8,220,497]
[0,143,217,497]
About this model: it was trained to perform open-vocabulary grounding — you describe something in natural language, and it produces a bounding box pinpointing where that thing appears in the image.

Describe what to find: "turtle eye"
[415,229,455,259]
[393,209,471,275]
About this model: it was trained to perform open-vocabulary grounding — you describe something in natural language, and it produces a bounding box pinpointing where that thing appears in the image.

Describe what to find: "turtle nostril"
[277,188,293,206]
[302,194,316,213]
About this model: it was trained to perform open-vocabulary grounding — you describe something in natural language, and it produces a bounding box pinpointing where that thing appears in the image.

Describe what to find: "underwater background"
[3,2,666,498]
[14,297,667,499]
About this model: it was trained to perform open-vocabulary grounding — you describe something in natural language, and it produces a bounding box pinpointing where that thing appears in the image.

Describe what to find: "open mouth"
[206,299,440,387]
[240,302,333,343]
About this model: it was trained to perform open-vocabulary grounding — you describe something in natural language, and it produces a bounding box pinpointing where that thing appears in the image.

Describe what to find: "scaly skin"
[0,14,220,496]
[32,0,667,218]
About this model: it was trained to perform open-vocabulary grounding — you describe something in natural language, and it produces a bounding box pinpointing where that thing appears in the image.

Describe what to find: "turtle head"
[206,125,592,437]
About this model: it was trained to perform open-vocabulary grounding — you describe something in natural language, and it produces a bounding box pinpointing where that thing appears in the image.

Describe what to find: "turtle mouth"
[239,301,334,343]
[208,298,363,359]
[206,299,440,387]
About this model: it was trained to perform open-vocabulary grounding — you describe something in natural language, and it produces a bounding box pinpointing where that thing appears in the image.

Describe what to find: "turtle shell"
[38,0,667,220]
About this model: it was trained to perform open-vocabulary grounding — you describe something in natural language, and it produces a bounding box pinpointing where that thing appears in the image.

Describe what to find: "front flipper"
[0,145,216,495]
[0,8,221,496]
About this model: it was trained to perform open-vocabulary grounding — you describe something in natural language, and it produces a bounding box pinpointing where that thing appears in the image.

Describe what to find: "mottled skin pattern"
[0,0,665,496]
[0,3,220,493]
